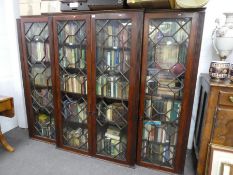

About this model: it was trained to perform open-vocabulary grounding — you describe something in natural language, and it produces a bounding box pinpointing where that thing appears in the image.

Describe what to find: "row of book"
[58,22,86,45]
[97,127,127,158]
[31,67,52,87]
[59,47,86,69]
[97,22,131,48]
[96,75,129,99]
[62,74,88,94]
[35,113,55,138]
[28,41,50,62]
[143,121,178,146]
[141,140,174,165]
[32,89,53,108]
[63,100,87,124]
[96,49,130,73]
[144,98,181,122]
[64,128,88,149]
[97,102,127,128]
[146,75,183,97]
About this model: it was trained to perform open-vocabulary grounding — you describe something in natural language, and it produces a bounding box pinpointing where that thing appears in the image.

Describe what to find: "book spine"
[80,48,86,69]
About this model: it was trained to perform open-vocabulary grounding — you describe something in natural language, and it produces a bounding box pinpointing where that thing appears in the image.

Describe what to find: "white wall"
[187,0,233,149]
[0,0,27,133]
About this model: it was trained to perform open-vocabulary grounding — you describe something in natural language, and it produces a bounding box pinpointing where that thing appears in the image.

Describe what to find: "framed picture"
[207,144,233,175]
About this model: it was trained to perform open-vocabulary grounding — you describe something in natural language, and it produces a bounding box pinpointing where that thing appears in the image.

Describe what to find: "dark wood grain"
[196,74,233,175]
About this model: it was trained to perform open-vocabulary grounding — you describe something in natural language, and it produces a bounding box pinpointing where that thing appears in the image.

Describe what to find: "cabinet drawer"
[219,91,233,107]
[212,108,233,147]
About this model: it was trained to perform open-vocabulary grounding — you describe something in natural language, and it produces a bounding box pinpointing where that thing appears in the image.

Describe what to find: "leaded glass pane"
[95,19,132,160]
[24,22,55,139]
[141,18,192,168]
[57,20,88,151]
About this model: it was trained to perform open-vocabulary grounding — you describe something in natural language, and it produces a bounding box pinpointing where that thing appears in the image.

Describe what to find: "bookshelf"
[18,10,204,173]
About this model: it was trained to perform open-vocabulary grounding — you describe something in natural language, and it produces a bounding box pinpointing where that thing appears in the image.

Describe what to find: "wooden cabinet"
[18,9,205,173]
[194,74,233,175]
[137,11,205,174]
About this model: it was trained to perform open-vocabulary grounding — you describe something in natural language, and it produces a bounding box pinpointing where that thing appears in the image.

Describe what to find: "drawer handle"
[229,96,233,103]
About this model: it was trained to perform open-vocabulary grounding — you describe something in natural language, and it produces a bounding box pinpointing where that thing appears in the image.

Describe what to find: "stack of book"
[144,98,181,122]
[35,114,55,138]
[146,69,183,97]
[106,103,127,127]
[103,127,126,157]
[64,128,88,148]
[59,47,86,69]
[32,89,53,108]
[63,100,87,124]
[97,102,127,128]
[29,41,50,63]
[62,74,87,94]
[31,67,52,87]
[96,75,129,99]
[97,22,130,48]
[96,49,130,73]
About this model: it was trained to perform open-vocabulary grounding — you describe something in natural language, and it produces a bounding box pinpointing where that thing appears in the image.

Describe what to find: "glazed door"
[91,12,143,165]
[137,12,204,173]
[53,15,92,154]
[20,17,56,142]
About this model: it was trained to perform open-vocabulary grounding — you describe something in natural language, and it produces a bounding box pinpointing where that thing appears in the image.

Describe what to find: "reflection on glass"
[141,18,191,167]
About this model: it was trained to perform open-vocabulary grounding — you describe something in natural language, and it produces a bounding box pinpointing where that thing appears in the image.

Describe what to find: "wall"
[187,0,233,149]
[0,0,27,133]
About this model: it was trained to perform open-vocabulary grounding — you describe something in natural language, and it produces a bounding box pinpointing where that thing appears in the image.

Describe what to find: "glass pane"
[95,19,132,160]
[24,22,55,139]
[141,18,192,167]
[57,20,88,151]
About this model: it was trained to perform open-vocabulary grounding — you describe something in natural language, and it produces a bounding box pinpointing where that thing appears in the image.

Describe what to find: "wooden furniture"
[194,74,233,175]
[136,11,205,173]
[18,9,205,174]
[19,17,56,143]
[0,96,15,152]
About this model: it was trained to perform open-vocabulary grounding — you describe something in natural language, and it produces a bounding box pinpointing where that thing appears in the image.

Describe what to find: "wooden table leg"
[0,130,14,152]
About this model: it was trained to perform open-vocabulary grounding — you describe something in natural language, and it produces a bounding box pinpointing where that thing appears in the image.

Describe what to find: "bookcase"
[136,11,205,173]
[18,9,205,174]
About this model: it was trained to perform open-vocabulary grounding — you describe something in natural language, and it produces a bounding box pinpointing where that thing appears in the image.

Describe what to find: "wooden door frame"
[136,10,205,173]
[19,17,56,143]
[90,11,143,165]
[52,14,92,156]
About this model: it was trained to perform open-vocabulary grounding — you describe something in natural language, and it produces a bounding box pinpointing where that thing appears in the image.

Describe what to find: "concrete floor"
[0,128,194,175]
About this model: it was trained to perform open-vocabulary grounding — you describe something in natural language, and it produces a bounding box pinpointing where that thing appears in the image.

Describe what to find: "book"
[107,25,113,47]
[105,103,127,128]
[80,48,86,69]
